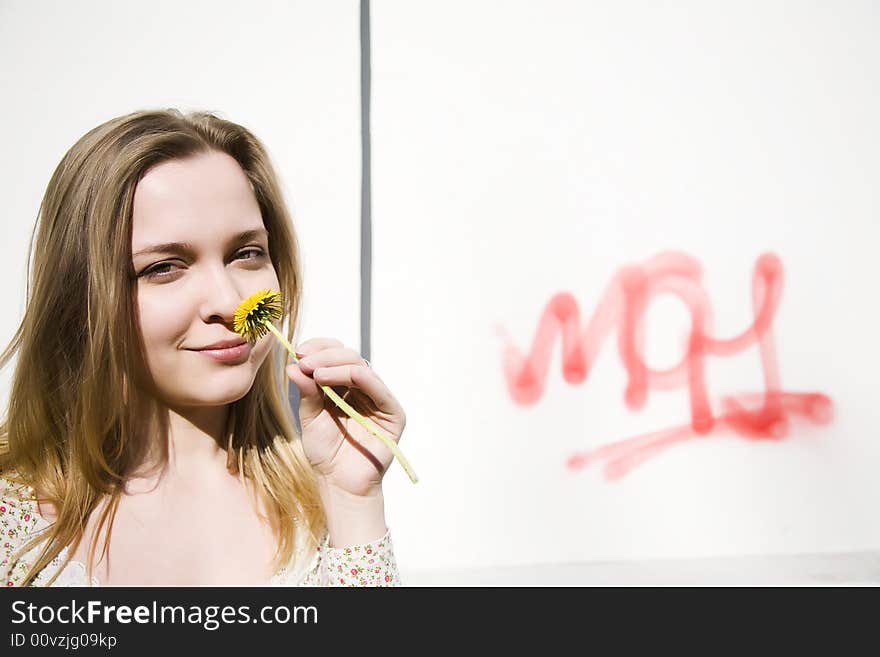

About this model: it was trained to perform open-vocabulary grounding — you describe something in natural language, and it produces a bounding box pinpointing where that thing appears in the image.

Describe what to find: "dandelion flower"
[233,288,283,343]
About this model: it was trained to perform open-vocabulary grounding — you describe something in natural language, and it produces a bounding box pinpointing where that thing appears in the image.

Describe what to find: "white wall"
[373,0,880,574]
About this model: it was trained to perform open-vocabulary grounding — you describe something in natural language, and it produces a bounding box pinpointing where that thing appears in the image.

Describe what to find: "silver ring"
[363,359,371,368]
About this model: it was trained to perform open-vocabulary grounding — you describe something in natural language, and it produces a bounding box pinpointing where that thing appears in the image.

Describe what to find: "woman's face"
[130,150,281,409]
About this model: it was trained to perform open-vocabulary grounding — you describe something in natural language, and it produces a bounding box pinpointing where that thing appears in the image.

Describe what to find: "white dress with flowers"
[0,476,400,587]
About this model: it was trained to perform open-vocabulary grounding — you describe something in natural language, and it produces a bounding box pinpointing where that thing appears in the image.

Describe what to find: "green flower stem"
[264,322,419,484]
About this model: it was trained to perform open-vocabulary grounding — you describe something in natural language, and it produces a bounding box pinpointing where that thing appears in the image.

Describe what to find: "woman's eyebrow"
[132,228,268,259]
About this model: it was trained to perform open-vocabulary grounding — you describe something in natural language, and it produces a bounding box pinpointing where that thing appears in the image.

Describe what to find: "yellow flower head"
[233,289,283,343]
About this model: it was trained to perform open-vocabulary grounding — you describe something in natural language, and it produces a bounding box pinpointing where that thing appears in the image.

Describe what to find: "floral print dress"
[1,476,400,587]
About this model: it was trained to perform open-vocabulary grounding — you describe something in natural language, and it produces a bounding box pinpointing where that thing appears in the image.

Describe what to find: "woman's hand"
[285,338,406,498]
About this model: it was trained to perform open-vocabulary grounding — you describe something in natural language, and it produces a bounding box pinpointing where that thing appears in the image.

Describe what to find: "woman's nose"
[199,267,245,325]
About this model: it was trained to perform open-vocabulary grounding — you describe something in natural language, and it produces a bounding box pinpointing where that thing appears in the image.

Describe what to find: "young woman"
[0,109,405,586]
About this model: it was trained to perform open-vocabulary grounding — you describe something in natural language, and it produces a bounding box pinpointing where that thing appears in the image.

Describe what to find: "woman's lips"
[192,342,252,362]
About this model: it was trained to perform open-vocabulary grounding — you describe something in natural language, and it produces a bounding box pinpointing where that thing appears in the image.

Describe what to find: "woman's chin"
[206,389,251,405]
[167,373,256,406]
[203,380,255,404]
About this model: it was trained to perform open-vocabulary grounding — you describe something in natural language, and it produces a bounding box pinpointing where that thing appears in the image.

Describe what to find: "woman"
[0,109,405,586]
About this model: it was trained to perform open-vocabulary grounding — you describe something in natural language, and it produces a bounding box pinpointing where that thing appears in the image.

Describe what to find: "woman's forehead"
[131,152,262,251]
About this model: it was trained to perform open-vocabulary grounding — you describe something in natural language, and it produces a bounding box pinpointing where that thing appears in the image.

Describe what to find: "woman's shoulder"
[0,471,42,521]
[1,471,57,586]
[1,471,50,545]
[0,470,56,520]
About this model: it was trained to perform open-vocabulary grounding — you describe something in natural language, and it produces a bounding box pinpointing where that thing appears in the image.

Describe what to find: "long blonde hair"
[0,108,326,586]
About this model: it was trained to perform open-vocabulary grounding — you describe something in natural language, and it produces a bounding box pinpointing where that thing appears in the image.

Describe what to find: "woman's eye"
[140,248,265,281]
[238,247,265,261]
[141,262,181,280]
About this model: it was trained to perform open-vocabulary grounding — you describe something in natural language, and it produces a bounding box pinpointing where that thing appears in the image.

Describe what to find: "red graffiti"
[498,252,833,480]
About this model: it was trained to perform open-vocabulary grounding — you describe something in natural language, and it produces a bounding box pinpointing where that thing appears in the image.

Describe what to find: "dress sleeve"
[300,528,401,587]
[1,476,44,587]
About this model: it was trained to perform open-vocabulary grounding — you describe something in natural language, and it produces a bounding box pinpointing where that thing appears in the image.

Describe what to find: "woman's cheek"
[136,295,187,368]
[252,336,273,366]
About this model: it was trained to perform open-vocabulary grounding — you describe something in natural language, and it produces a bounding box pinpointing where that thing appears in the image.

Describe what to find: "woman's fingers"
[286,340,401,425]
[296,347,371,376]
[286,360,325,422]
[310,363,402,421]
[294,337,344,360]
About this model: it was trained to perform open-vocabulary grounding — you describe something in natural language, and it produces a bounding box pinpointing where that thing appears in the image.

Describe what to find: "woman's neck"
[128,404,233,490]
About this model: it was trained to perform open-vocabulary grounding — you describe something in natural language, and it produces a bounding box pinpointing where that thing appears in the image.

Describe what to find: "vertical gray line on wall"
[289,2,372,428]
[360,0,372,361]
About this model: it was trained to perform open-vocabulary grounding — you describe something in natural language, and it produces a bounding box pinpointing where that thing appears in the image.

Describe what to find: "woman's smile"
[188,341,253,363]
